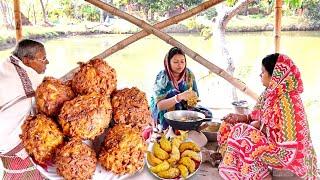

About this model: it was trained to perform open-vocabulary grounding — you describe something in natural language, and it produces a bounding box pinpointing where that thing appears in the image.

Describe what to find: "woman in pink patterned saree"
[217,53,318,179]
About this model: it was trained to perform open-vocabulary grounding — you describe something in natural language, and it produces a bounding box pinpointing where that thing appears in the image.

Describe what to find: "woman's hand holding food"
[178,90,194,101]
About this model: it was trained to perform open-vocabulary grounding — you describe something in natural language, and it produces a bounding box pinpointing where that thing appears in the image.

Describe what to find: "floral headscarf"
[261,54,304,133]
[164,49,188,91]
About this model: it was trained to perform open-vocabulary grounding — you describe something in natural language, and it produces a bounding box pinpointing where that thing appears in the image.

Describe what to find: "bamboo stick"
[91,0,224,60]
[275,0,282,53]
[85,0,259,100]
[60,0,224,81]
[13,0,22,41]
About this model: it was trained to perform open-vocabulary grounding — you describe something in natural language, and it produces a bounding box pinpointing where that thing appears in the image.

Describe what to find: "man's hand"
[222,113,247,124]
[250,120,261,129]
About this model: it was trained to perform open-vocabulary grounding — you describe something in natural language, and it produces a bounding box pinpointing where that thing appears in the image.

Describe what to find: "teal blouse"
[150,68,198,129]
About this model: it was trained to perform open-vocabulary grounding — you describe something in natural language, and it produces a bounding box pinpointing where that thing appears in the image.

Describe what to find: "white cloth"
[0,56,43,154]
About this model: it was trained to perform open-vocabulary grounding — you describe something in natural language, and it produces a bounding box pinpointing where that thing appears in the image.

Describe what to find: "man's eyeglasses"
[36,56,48,63]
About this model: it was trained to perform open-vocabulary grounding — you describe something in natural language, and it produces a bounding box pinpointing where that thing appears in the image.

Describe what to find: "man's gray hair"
[12,39,44,60]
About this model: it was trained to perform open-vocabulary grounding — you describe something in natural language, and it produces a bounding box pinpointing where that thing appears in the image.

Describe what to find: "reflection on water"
[0,31,319,105]
[1,31,319,166]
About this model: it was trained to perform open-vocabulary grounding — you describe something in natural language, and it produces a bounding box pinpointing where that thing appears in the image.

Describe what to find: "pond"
[1,31,320,165]
[0,31,319,119]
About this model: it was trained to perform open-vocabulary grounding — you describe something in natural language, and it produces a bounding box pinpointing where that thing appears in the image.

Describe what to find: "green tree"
[303,0,320,23]
[81,4,100,21]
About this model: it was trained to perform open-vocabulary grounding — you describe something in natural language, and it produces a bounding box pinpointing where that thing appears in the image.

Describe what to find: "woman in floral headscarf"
[218,53,318,179]
[150,47,198,130]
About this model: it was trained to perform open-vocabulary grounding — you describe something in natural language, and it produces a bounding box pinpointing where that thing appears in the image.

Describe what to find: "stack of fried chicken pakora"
[20,58,151,179]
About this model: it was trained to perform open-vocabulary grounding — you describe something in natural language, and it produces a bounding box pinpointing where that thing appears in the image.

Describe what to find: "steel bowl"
[201,122,221,142]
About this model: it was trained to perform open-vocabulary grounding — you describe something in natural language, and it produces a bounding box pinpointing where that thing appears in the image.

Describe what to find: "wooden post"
[84,0,259,100]
[274,0,282,53]
[13,0,22,41]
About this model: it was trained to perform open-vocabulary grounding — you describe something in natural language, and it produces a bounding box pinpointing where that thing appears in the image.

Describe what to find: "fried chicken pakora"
[36,77,75,116]
[99,124,146,175]
[72,59,117,95]
[55,139,97,180]
[58,92,112,140]
[112,87,152,130]
[20,114,64,165]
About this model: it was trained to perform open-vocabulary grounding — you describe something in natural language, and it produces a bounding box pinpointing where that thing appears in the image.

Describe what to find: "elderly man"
[0,39,49,179]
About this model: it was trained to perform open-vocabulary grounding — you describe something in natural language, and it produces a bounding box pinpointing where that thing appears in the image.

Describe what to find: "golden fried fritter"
[72,59,117,95]
[112,87,152,130]
[58,92,112,140]
[179,157,196,173]
[159,136,171,152]
[187,90,198,107]
[167,145,180,165]
[147,151,162,166]
[153,142,169,160]
[150,161,170,173]
[181,150,201,162]
[157,167,180,179]
[99,124,146,175]
[179,141,201,153]
[55,139,97,180]
[36,77,75,116]
[177,164,189,178]
[20,114,64,165]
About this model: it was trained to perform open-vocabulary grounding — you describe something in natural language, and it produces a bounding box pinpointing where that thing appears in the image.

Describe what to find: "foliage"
[303,0,320,22]
[80,5,100,21]
[185,17,205,31]
[56,0,77,19]
[115,0,204,14]
[284,0,303,9]
[47,0,100,22]
[200,7,218,20]
[113,0,130,7]
[226,0,237,6]
[255,0,274,15]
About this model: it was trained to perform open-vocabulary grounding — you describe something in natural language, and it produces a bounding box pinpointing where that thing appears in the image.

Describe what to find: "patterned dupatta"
[218,54,317,179]
[261,54,304,142]
[260,55,317,177]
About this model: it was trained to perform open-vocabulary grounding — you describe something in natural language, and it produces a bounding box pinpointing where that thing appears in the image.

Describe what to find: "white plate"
[34,135,144,179]
[36,162,144,180]
[146,139,202,180]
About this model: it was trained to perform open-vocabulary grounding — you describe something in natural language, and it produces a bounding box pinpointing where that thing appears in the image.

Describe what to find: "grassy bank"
[0,24,120,50]
[226,15,320,32]
[1,16,319,51]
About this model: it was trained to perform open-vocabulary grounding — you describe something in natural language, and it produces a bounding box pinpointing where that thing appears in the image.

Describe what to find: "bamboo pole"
[85,0,259,100]
[91,0,224,60]
[60,0,224,81]
[274,0,282,53]
[13,0,22,41]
